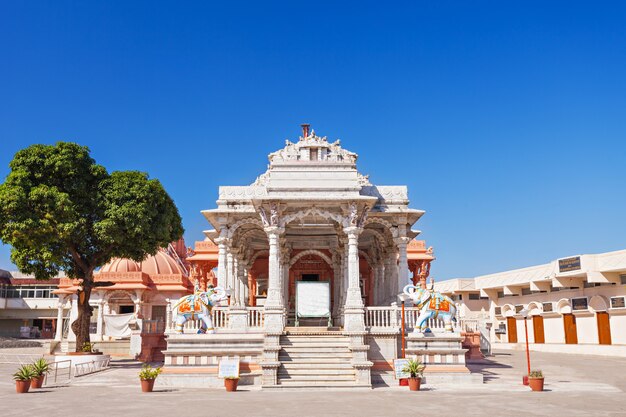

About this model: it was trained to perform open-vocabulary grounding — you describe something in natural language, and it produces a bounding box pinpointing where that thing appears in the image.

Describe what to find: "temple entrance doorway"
[288,252,335,323]
[301,274,320,282]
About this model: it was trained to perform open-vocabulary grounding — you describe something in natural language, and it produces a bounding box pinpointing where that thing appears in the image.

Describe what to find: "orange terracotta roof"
[187,254,219,262]
[153,285,192,292]
[105,283,151,290]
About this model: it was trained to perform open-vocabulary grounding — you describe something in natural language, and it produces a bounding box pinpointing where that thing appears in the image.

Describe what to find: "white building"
[0,269,69,339]
[436,249,626,356]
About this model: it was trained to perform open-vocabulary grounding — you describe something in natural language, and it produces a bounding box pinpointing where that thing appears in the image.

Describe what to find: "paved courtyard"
[1,349,625,417]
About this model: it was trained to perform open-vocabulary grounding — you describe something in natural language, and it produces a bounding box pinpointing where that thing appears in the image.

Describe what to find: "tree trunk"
[71,272,93,352]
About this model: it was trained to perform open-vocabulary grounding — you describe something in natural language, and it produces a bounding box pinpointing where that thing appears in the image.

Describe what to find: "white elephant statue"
[172,286,227,334]
[403,284,457,333]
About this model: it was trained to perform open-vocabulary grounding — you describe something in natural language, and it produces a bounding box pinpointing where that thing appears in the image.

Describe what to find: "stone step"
[279,369,355,376]
[278,375,355,383]
[280,342,350,348]
[281,362,354,369]
[263,382,371,390]
[281,334,348,339]
[281,346,351,353]
[279,352,353,359]
[278,356,352,363]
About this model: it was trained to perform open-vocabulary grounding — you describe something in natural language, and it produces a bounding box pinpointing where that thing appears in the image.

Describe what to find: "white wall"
[611,314,626,344]
[4,298,59,310]
[543,316,565,344]
[575,314,597,344]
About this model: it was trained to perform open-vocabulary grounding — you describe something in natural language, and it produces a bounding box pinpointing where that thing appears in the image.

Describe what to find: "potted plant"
[139,364,162,393]
[31,358,50,389]
[224,376,240,392]
[401,358,425,391]
[13,364,36,394]
[528,370,544,392]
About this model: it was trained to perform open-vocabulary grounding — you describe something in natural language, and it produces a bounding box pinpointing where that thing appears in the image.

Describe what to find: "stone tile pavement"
[1,349,625,417]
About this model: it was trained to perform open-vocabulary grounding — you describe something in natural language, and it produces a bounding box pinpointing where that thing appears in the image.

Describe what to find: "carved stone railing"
[141,319,165,335]
[165,306,265,333]
[365,306,449,332]
[247,306,264,328]
[459,318,480,332]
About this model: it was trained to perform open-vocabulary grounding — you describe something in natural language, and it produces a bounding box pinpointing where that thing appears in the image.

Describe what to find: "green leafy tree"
[0,142,183,351]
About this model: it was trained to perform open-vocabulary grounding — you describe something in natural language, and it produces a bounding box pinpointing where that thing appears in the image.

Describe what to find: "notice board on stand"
[218,358,240,379]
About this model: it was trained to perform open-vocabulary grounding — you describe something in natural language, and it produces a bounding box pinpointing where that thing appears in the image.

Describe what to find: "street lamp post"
[398,293,408,358]
[520,308,531,385]
[398,293,409,387]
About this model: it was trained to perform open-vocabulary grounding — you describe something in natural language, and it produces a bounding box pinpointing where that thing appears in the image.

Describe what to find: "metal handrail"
[74,357,111,377]
[45,359,72,385]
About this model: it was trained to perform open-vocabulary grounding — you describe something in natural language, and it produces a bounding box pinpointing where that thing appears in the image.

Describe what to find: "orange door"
[507,317,518,343]
[532,316,545,344]
[563,314,578,344]
[597,312,612,345]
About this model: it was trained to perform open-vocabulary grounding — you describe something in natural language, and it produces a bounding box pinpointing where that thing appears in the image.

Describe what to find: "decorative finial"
[301,123,310,139]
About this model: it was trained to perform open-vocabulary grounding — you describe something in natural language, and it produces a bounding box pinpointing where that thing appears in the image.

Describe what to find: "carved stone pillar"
[395,236,411,296]
[383,249,394,304]
[54,296,66,341]
[242,266,249,307]
[331,251,341,319]
[95,299,104,341]
[372,262,380,306]
[264,226,285,325]
[261,225,285,387]
[215,235,229,289]
[165,299,172,333]
[226,250,234,300]
[343,226,365,332]
[343,225,372,386]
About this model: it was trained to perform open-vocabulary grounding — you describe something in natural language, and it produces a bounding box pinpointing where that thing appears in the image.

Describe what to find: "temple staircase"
[268,328,369,389]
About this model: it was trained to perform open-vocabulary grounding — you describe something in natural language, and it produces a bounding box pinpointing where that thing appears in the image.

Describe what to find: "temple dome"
[140,250,184,275]
[100,258,141,273]
[98,249,185,277]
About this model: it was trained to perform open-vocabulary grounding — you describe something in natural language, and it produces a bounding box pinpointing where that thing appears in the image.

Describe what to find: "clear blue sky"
[1,1,625,280]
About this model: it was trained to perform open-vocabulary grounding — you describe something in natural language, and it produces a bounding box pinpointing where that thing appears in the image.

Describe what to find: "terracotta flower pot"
[15,380,31,394]
[141,379,156,393]
[529,377,544,392]
[30,375,45,389]
[224,378,239,392]
[408,377,421,391]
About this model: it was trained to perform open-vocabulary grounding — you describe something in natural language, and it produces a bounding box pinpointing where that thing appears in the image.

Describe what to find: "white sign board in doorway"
[295,281,332,327]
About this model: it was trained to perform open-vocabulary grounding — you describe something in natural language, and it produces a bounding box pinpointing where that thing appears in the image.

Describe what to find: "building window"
[521,288,532,295]
[571,297,588,311]
[1,285,58,299]
[497,291,505,298]
[584,282,600,288]
[610,296,625,309]
[620,275,626,285]
[468,293,480,300]
[542,302,553,312]
[494,307,502,316]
